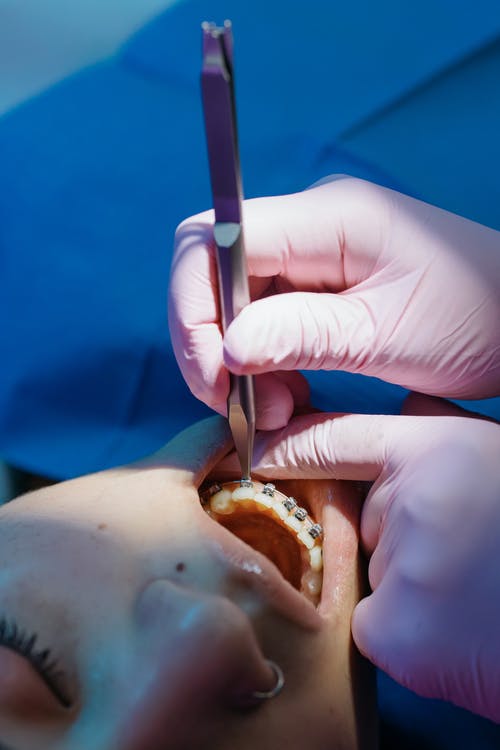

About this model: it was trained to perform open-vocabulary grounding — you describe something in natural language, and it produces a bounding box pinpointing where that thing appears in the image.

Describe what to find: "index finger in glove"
[246,409,499,482]
[246,412,403,481]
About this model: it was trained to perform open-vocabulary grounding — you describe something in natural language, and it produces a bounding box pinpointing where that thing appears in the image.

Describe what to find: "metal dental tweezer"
[201,20,255,480]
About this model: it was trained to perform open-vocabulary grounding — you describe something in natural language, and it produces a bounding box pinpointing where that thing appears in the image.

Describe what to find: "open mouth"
[199,479,323,606]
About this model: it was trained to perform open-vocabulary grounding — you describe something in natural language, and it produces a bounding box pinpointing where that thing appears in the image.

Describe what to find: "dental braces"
[200,479,323,560]
[199,479,324,602]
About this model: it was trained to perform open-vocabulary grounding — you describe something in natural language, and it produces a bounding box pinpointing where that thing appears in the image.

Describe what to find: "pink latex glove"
[169,177,500,428]
[226,395,499,722]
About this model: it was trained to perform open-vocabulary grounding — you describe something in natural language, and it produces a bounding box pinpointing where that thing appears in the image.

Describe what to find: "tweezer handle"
[213,222,250,326]
[228,374,255,479]
[201,21,255,479]
[213,222,255,477]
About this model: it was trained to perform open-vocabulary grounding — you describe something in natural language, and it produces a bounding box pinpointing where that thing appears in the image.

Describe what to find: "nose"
[118,580,276,750]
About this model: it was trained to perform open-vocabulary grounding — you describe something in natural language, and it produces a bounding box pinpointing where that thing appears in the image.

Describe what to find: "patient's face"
[0,418,376,750]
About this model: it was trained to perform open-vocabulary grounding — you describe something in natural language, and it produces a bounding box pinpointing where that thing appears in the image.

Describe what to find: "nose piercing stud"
[250,659,285,701]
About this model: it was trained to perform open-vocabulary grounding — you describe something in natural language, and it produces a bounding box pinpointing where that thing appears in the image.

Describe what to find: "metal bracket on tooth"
[262,483,276,496]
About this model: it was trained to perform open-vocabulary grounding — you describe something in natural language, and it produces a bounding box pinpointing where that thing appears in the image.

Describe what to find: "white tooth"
[232,486,255,502]
[253,491,274,509]
[285,515,303,532]
[297,529,315,550]
[309,546,323,572]
[273,501,289,521]
[302,570,323,598]
[210,489,234,515]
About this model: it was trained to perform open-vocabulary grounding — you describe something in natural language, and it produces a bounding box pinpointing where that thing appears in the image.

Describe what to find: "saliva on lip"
[200,479,324,605]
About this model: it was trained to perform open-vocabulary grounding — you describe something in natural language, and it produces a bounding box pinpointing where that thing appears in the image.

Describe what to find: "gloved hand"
[226,395,500,722]
[169,177,500,429]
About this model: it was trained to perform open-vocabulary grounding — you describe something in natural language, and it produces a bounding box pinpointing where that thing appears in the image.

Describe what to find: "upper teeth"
[201,480,325,603]
[209,488,234,514]
[204,481,323,563]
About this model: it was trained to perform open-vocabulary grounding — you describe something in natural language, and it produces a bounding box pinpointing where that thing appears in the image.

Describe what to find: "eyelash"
[0,617,71,708]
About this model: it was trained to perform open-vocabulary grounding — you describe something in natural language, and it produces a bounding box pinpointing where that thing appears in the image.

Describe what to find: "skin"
[0,417,377,750]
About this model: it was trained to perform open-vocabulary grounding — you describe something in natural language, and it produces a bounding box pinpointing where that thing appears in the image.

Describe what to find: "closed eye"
[0,617,71,708]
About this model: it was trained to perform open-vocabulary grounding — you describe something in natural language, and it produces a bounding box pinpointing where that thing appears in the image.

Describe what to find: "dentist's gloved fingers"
[213,412,387,479]
[168,204,314,422]
[249,407,500,550]
[247,403,500,721]
[230,370,310,432]
[172,177,379,289]
[250,408,500,480]
[256,369,312,427]
[358,410,500,557]
[238,184,347,282]
[253,371,308,429]
[351,576,422,682]
[273,369,311,408]
[169,179,365,411]
[168,194,325,415]
[224,290,377,376]
[171,176,500,415]
[352,583,500,722]
[169,213,224,413]
[250,412,401,480]
[174,366,310,432]
[351,578,445,701]
[350,429,500,723]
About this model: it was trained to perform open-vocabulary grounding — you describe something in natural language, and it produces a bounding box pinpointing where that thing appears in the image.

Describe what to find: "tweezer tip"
[202,19,232,35]
[201,21,219,36]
